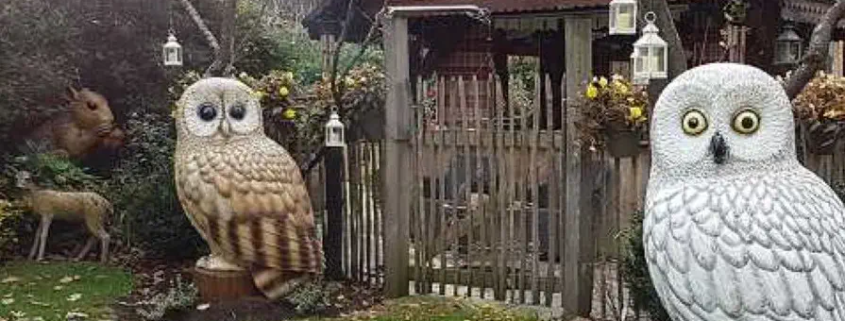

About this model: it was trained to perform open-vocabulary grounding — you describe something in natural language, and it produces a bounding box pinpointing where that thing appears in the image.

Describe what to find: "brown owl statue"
[173,77,322,300]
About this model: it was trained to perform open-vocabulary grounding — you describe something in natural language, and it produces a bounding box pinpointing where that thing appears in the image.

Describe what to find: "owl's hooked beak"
[219,120,232,139]
[709,132,729,165]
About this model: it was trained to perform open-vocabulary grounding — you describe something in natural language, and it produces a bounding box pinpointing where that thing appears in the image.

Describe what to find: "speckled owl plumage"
[173,77,322,300]
[645,63,845,321]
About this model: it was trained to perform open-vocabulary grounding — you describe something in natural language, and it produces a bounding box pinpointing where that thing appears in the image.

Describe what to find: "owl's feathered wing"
[175,137,323,299]
[644,166,845,321]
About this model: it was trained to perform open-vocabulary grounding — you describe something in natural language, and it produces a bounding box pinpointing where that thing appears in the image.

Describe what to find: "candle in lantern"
[619,12,632,29]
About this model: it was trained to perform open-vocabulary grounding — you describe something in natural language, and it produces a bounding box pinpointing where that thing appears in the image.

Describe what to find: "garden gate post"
[383,13,412,298]
[563,15,595,317]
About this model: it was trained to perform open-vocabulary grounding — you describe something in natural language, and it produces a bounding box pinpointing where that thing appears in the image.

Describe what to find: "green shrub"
[104,112,206,260]
[0,199,27,262]
[619,211,670,321]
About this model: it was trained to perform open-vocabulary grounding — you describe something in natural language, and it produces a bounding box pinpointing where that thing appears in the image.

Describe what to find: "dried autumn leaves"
[793,71,845,122]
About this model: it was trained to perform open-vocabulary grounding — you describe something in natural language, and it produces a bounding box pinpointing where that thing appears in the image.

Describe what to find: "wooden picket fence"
[317,72,845,319]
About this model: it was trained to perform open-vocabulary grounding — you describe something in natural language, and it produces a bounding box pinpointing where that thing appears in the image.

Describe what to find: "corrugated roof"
[387,0,612,13]
[386,0,702,14]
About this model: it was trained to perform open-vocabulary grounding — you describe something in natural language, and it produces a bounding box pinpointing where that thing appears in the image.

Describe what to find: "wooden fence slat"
[529,74,542,305]
[438,76,448,295]
[461,75,474,297]
[480,76,493,300]
[450,76,461,297]
[542,75,555,306]
[495,75,508,301]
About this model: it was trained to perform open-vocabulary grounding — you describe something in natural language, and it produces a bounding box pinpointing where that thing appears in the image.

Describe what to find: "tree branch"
[178,0,221,61]
[328,0,360,111]
[783,0,845,99]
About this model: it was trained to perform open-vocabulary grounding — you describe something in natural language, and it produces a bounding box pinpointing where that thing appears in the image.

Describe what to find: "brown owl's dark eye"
[197,103,217,121]
[229,104,246,120]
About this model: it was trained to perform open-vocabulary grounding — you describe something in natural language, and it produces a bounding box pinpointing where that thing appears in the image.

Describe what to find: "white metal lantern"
[609,0,637,35]
[163,32,183,67]
[630,51,649,85]
[774,24,803,65]
[325,112,345,147]
[632,12,668,80]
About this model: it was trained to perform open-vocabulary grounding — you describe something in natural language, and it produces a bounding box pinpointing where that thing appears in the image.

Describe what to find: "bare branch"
[783,0,845,99]
[177,0,220,56]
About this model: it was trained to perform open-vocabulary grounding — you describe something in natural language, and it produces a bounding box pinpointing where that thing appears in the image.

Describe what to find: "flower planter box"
[604,129,641,158]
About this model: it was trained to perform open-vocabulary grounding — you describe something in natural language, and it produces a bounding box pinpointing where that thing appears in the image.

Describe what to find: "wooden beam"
[563,15,593,318]
[383,15,412,298]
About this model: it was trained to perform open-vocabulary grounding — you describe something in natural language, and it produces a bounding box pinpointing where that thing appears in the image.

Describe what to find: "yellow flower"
[283,108,297,119]
[283,71,294,82]
[598,77,608,88]
[253,90,267,99]
[585,84,599,99]
[278,86,289,97]
[628,106,644,122]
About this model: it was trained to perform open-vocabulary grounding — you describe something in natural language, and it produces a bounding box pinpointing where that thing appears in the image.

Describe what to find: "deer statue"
[15,171,112,263]
[24,86,124,160]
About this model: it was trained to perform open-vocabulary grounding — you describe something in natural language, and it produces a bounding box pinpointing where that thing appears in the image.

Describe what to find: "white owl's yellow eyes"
[682,110,708,136]
[732,109,760,135]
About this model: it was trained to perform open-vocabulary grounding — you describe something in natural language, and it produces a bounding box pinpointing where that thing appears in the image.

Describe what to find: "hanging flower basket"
[605,127,642,158]
[576,75,650,156]
[804,119,840,155]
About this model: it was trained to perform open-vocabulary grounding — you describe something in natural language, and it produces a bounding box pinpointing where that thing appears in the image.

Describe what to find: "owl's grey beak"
[710,132,729,165]
[219,120,232,138]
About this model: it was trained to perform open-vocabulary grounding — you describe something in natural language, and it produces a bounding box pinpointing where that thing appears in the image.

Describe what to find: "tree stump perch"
[192,267,261,302]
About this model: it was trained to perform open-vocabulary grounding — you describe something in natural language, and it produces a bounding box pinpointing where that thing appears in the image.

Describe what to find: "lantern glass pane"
[619,5,633,30]
[654,47,666,72]
[790,42,801,61]
[638,47,649,72]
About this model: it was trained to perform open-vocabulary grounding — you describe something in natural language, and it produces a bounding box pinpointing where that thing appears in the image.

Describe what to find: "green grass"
[0,261,133,321]
[303,296,540,321]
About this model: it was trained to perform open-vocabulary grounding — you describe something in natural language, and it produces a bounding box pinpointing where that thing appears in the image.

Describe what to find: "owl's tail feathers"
[253,269,310,300]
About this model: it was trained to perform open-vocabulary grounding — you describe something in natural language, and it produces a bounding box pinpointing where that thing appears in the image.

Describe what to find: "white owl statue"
[644,63,845,321]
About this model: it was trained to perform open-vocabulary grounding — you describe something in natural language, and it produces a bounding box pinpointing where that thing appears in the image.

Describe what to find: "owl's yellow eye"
[682,110,708,136]
[732,109,760,134]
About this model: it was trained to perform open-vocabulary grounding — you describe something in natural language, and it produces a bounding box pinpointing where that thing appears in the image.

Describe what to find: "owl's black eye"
[732,109,760,135]
[229,104,246,120]
[197,103,217,122]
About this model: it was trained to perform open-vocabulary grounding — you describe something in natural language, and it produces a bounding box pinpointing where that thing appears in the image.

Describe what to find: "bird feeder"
[163,32,183,67]
[632,12,668,80]
[774,24,803,65]
[609,0,637,35]
[325,112,345,147]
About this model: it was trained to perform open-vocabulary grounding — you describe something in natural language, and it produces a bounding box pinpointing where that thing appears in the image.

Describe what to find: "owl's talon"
[196,255,244,271]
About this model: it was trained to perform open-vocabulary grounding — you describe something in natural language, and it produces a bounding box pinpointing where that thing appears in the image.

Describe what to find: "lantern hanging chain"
[168,0,175,36]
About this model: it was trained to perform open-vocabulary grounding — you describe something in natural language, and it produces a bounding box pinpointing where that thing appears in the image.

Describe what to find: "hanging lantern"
[774,24,803,65]
[609,0,637,35]
[163,31,183,67]
[325,112,345,147]
[632,12,668,80]
[630,51,649,85]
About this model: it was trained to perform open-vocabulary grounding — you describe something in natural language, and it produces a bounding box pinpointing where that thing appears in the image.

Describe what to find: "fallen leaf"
[53,285,65,291]
[3,293,11,297]
[29,300,50,307]
[1,298,14,305]
[1,277,20,284]
[73,275,81,281]
[59,276,74,284]
[196,303,210,311]
[67,293,83,302]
